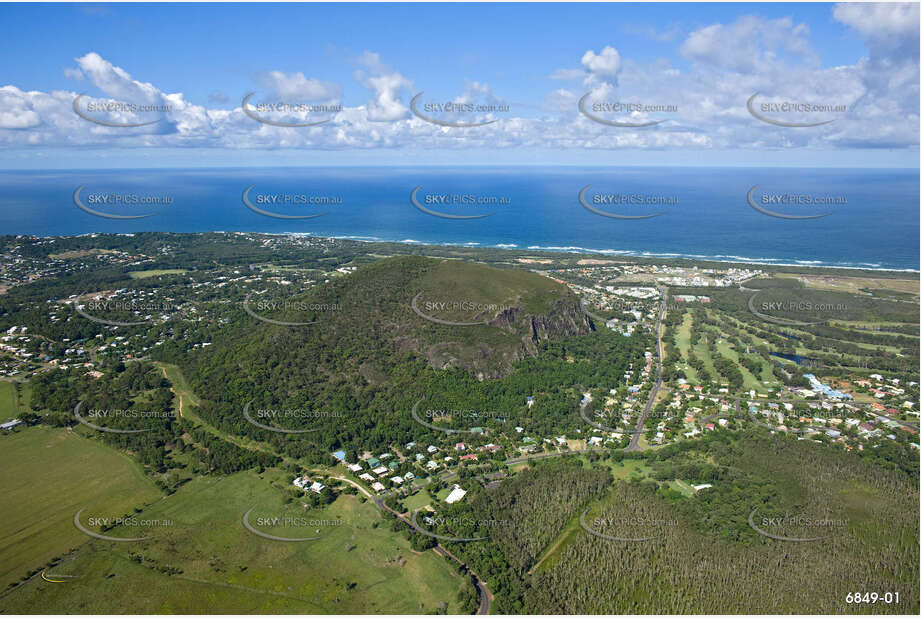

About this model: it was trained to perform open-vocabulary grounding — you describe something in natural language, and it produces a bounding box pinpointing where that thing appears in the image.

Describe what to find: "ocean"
[0,167,917,271]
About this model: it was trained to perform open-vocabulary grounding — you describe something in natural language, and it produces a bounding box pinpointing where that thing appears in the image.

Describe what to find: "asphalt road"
[344,477,493,615]
[627,287,667,451]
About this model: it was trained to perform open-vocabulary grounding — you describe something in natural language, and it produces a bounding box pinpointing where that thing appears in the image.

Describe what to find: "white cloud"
[581,46,622,87]
[253,70,341,102]
[354,51,412,122]
[0,18,916,155]
[833,2,920,44]
[680,16,817,73]
[75,52,163,104]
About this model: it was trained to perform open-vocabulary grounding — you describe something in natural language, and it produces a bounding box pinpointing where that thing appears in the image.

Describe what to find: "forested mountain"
[159,256,646,460]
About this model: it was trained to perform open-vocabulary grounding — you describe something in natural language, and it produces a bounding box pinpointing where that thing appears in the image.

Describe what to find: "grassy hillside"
[0,469,469,613]
[0,426,162,591]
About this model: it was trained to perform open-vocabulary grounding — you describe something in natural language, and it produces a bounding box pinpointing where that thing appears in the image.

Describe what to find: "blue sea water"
[0,167,917,271]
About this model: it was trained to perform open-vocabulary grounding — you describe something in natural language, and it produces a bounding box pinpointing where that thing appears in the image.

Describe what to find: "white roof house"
[445,485,467,504]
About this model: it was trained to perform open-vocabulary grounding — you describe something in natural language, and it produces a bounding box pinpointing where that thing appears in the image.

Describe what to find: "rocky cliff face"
[525,298,594,346]
[420,297,594,380]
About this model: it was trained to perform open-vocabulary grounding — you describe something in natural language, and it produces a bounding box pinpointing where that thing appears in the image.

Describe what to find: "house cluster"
[672,295,710,303]
[801,374,852,400]
[853,375,917,409]
[0,326,39,377]
[617,264,761,287]
[1,419,23,431]
[334,449,413,494]
[332,414,531,495]
[581,354,662,442]
[605,310,647,337]
[746,397,917,447]
[292,474,326,494]
[1,240,155,290]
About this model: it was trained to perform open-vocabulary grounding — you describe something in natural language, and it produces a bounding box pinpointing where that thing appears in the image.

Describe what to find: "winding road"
[333,476,492,614]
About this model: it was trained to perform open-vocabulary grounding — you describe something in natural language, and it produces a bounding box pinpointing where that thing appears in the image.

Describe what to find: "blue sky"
[0,2,918,168]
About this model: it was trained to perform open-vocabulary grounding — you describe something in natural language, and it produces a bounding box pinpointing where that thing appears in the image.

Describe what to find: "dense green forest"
[159,256,649,461]
[435,434,919,614]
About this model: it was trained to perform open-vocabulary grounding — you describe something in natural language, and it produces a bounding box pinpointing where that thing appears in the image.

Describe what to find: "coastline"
[46,230,920,274]
[314,233,920,274]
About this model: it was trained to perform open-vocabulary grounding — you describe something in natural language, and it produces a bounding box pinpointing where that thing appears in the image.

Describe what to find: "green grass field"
[401,489,433,513]
[418,259,565,317]
[713,341,763,392]
[0,381,30,422]
[127,269,188,279]
[609,459,652,481]
[154,362,285,463]
[692,337,718,384]
[0,426,162,591]
[1,469,468,613]
[675,313,699,383]
[668,479,697,497]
